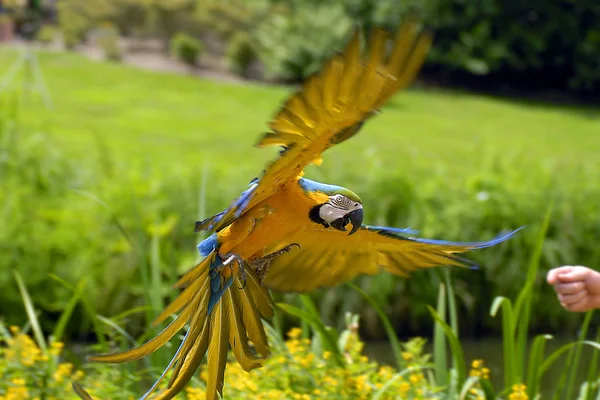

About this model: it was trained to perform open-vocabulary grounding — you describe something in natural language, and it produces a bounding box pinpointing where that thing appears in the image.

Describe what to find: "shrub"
[343,0,600,95]
[255,2,353,81]
[225,32,256,77]
[96,23,123,62]
[170,31,203,67]
[194,0,271,40]
[35,24,58,45]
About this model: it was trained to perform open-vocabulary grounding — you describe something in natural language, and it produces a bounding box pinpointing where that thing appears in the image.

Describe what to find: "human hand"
[546,266,600,312]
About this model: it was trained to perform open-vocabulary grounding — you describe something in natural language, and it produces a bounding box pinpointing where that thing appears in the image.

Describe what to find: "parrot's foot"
[222,253,248,289]
[252,243,301,283]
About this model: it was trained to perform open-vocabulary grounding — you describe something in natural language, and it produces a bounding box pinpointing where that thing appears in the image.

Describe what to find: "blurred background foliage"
[0,0,598,348]
[51,0,600,94]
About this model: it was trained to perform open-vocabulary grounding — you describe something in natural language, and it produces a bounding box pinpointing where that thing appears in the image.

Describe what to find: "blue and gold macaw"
[83,21,520,400]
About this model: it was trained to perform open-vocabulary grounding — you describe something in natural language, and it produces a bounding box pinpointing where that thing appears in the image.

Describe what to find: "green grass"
[1,49,598,178]
[1,47,599,340]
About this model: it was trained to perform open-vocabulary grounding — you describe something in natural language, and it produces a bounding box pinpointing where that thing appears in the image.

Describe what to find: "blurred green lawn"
[1,48,598,188]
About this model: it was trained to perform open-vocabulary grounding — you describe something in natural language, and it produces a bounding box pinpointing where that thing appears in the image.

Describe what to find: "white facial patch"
[319,203,348,224]
[318,194,363,225]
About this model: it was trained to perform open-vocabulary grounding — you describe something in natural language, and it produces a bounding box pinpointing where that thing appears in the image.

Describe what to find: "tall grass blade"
[526,333,552,397]
[566,310,595,399]
[459,376,482,400]
[434,283,448,387]
[515,205,552,379]
[95,315,138,347]
[13,269,47,352]
[51,277,88,344]
[427,305,466,388]
[299,294,316,340]
[584,328,600,400]
[149,233,165,315]
[48,273,108,349]
[490,296,515,389]
[348,282,405,369]
[70,188,134,247]
[444,269,459,337]
[540,341,600,377]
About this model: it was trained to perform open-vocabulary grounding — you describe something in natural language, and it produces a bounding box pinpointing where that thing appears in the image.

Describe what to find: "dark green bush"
[194,0,270,40]
[225,32,256,77]
[35,24,58,45]
[344,0,600,95]
[170,32,203,67]
[56,0,195,48]
[255,2,353,81]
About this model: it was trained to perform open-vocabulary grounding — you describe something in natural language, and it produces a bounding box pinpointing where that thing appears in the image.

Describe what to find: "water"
[364,335,597,398]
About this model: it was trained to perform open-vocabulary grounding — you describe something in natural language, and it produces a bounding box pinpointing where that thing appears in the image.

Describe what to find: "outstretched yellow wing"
[262,225,520,292]
[196,21,432,234]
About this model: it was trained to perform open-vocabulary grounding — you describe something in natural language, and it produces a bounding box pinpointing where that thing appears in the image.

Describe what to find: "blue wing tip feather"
[408,226,525,248]
[365,225,419,235]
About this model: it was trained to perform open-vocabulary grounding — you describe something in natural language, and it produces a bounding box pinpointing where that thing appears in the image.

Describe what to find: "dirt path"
[6,36,249,84]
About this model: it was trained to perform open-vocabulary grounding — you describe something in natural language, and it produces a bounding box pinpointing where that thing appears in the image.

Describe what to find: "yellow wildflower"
[508,383,529,400]
[481,367,490,380]
[11,378,25,386]
[409,372,422,384]
[52,362,73,383]
[287,327,302,340]
[50,341,64,356]
[399,382,410,393]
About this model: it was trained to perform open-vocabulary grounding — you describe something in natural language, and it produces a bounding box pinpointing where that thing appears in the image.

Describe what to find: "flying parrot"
[79,21,520,400]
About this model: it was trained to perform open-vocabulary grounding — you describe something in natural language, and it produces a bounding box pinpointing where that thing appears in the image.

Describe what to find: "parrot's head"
[309,189,363,236]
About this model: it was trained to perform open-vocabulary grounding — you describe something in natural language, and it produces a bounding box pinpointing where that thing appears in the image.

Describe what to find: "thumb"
[547,267,573,284]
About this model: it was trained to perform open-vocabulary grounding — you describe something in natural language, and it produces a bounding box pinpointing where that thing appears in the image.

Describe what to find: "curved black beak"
[347,208,363,235]
[330,208,364,235]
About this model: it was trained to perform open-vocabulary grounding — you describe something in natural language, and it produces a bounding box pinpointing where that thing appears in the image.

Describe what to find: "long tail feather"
[87,300,196,364]
[232,276,270,357]
[244,270,274,319]
[85,250,273,400]
[206,296,230,400]
[154,320,210,400]
[226,289,263,371]
[163,288,212,389]
[152,265,210,326]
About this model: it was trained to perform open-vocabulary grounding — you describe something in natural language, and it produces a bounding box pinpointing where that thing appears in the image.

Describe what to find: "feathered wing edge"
[79,252,274,400]
[195,21,433,236]
[261,226,523,293]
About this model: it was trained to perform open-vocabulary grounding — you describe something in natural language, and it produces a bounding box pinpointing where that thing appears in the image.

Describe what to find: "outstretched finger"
[557,266,590,283]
